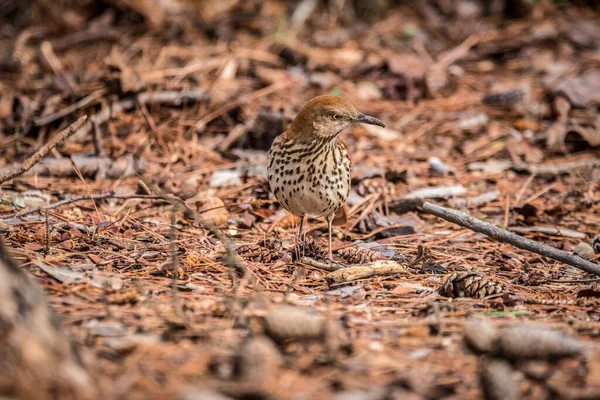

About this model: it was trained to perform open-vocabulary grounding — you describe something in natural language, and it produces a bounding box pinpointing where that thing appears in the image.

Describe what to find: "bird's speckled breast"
[267,136,351,218]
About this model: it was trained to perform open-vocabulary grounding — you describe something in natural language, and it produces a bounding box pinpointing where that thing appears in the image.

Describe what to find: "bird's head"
[289,95,385,141]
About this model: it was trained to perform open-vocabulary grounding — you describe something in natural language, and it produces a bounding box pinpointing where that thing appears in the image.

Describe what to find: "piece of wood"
[300,257,344,272]
[324,260,407,284]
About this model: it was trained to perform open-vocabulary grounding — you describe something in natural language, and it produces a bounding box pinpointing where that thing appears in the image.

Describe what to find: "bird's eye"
[332,114,341,120]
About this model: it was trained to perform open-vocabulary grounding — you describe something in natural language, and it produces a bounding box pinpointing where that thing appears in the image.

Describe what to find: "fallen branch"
[324,260,407,285]
[508,225,586,240]
[422,202,600,277]
[513,159,600,176]
[0,115,88,185]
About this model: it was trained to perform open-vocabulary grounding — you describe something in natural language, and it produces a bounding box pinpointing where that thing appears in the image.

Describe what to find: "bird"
[267,95,385,260]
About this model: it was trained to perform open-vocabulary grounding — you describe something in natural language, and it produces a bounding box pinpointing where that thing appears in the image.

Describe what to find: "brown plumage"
[267,95,385,259]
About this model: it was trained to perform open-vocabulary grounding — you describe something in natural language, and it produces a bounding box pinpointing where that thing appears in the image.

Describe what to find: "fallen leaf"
[197,197,229,225]
[88,254,105,264]
[25,242,44,251]
[555,71,600,108]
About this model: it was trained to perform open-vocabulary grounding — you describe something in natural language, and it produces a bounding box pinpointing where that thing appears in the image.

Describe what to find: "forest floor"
[1,1,600,399]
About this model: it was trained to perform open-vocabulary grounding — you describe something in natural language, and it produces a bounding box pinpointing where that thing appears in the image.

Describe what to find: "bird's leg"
[298,215,306,242]
[294,215,306,261]
[326,213,334,261]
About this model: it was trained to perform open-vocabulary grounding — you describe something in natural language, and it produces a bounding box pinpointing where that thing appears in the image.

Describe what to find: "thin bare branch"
[422,202,600,277]
[0,115,88,185]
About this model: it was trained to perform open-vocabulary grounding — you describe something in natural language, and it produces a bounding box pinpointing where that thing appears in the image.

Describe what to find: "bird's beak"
[355,113,385,127]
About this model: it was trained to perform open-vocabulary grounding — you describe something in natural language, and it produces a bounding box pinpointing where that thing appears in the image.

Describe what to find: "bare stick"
[2,192,165,220]
[0,115,88,185]
[422,202,600,277]
[137,90,211,105]
[324,260,407,285]
[92,119,105,156]
[514,159,600,176]
[34,88,107,126]
[300,257,344,272]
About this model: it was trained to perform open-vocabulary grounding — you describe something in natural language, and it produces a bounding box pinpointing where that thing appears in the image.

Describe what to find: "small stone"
[573,242,595,260]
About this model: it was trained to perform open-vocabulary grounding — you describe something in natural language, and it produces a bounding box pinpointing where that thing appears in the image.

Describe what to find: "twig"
[324,260,407,285]
[546,278,600,284]
[508,225,586,240]
[34,88,108,126]
[137,90,211,106]
[40,41,77,94]
[431,33,483,71]
[44,211,50,255]
[0,115,88,185]
[92,119,105,156]
[422,202,600,277]
[0,155,144,179]
[513,159,600,176]
[300,257,344,272]
[168,204,188,327]
[2,192,165,220]
[404,185,467,200]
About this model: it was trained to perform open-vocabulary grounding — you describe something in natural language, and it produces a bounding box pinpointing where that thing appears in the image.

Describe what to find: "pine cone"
[338,246,387,264]
[440,272,505,298]
[237,239,284,263]
[291,238,326,261]
[356,177,387,197]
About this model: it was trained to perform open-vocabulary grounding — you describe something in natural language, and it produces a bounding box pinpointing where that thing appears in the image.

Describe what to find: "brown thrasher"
[267,95,385,260]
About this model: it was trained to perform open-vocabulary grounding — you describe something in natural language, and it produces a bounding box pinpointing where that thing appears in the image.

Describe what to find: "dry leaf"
[555,71,600,108]
[197,197,229,226]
